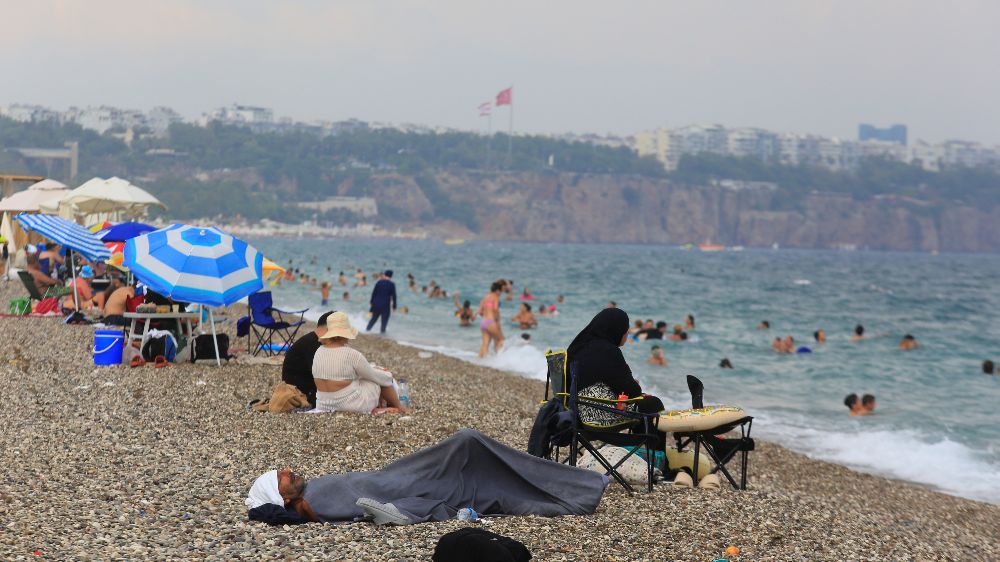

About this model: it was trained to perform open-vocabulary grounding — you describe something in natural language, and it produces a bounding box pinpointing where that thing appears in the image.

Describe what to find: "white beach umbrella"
[42,177,166,218]
[0,179,70,213]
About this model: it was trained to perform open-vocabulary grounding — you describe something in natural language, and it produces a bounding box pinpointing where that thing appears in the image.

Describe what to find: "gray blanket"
[303,428,608,523]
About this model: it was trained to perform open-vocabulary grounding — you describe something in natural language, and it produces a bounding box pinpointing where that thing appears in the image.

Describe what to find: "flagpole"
[505,85,513,168]
[486,110,493,170]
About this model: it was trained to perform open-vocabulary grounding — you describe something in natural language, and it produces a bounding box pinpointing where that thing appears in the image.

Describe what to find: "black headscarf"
[566,308,641,397]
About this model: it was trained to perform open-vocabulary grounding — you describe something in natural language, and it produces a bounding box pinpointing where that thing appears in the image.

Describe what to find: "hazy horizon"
[3,1,998,144]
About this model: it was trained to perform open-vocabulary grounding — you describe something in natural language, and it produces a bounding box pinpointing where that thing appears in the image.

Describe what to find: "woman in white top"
[312,312,408,413]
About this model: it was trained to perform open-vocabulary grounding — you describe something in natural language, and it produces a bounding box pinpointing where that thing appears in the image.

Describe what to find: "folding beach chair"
[671,375,755,490]
[542,350,660,493]
[247,291,307,356]
[17,270,70,304]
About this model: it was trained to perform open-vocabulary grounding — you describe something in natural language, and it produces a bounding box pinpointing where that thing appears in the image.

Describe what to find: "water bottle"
[398,379,411,409]
[456,507,478,521]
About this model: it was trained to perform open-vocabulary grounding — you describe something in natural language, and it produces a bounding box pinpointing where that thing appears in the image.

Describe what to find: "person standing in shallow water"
[478,280,505,357]
[366,270,397,334]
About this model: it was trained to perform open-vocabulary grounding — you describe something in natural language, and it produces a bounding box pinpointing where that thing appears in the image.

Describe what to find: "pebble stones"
[0,282,998,560]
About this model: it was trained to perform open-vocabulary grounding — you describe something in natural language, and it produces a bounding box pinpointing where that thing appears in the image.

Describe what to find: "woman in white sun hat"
[311,312,409,413]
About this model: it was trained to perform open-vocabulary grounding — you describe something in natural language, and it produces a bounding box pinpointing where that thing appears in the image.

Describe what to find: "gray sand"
[0,283,998,561]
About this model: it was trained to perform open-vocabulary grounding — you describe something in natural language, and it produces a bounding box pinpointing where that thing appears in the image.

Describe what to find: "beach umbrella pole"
[209,309,221,366]
[69,249,79,311]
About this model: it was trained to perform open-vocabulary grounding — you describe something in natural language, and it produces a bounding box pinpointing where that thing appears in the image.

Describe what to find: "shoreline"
[0,284,998,560]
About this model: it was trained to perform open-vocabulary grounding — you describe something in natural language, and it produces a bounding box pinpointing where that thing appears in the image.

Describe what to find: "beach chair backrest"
[248,291,274,325]
[17,271,44,301]
[544,350,568,402]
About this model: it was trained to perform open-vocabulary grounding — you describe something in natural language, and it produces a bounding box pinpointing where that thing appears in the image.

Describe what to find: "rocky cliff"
[367,171,1000,252]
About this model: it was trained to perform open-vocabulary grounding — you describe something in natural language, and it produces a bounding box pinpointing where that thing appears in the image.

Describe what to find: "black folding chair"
[247,291,307,356]
[671,375,755,490]
[543,350,661,493]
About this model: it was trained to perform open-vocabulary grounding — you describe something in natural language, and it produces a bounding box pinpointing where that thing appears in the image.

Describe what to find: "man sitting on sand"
[282,311,333,407]
[899,334,918,350]
[101,277,133,326]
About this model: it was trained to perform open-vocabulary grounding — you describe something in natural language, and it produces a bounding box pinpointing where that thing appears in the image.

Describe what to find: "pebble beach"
[1,284,999,561]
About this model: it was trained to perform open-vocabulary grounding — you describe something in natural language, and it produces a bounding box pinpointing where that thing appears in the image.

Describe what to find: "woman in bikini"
[478,280,505,357]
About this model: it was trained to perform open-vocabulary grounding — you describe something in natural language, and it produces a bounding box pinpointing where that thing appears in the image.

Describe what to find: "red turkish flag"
[495,87,512,106]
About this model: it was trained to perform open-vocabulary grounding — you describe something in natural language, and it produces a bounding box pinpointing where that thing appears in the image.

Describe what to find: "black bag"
[433,528,531,562]
[142,335,167,361]
[193,333,230,361]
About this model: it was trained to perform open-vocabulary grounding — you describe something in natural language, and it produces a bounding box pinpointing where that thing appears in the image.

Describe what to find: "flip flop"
[154,355,169,368]
[698,473,722,490]
[672,471,694,488]
[129,356,146,368]
[355,498,412,526]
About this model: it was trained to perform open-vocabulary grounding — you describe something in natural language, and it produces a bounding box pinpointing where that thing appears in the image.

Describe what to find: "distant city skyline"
[2,1,998,144]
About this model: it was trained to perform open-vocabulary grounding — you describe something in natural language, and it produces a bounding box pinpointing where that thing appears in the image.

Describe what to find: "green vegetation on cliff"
[2,117,998,226]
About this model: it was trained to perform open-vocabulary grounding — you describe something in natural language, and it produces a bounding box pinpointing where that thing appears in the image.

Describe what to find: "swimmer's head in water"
[861,394,875,408]
[984,360,995,374]
[844,393,859,408]
[720,358,733,368]
[760,320,770,329]
[463,300,471,308]
[679,332,688,341]
[855,325,865,336]
[903,334,915,341]
[521,333,531,341]
[656,321,667,331]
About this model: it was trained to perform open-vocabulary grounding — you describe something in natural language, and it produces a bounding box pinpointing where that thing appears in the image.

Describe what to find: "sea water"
[251,238,1000,504]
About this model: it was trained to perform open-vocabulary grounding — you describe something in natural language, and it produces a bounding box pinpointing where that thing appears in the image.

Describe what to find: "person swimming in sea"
[851,324,865,342]
[453,294,475,327]
[814,329,826,343]
[719,358,733,369]
[983,360,996,375]
[899,334,918,350]
[511,303,538,329]
[684,314,695,330]
[647,345,667,367]
[757,320,770,330]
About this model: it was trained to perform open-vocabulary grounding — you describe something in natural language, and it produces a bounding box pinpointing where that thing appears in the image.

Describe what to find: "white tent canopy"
[0,179,71,258]
[0,179,69,212]
[40,176,166,220]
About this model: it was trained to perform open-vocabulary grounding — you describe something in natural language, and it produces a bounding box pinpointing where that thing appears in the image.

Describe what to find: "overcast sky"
[2,1,997,143]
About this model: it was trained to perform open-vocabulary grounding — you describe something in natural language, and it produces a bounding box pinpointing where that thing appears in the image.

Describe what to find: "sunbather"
[311,312,407,413]
[246,429,607,525]
[101,277,134,325]
[63,265,96,310]
[25,254,61,294]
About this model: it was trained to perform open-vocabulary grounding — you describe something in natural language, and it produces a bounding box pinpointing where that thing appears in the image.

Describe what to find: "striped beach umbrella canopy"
[15,213,112,262]
[97,221,156,242]
[123,224,263,307]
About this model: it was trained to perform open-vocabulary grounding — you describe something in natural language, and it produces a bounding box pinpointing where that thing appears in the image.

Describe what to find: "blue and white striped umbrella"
[124,224,263,307]
[15,213,112,262]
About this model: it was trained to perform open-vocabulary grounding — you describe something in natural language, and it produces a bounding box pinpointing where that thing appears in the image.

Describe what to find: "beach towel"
[297,429,607,524]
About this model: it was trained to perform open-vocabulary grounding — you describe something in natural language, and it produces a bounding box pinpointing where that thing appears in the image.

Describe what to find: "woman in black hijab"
[566,308,664,424]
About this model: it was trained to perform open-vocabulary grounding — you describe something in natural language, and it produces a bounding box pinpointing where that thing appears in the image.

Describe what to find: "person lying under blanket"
[245,429,608,526]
